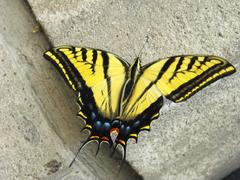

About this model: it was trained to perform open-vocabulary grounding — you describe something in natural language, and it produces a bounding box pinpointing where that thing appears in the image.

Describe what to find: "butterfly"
[44,46,236,167]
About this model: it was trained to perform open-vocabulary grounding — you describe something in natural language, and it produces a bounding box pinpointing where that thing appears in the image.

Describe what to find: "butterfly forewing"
[44,46,129,119]
[139,55,236,103]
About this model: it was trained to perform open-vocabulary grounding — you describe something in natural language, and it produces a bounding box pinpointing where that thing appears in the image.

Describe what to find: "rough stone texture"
[27,0,240,179]
[0,0,141,179]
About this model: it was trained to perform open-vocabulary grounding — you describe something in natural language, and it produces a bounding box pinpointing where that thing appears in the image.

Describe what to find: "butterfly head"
[133,57,141,70]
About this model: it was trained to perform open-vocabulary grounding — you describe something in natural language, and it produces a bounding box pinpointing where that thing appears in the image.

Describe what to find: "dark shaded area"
[222,168,240,180]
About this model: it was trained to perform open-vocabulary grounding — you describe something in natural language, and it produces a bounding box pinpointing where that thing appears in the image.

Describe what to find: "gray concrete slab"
[28,0,240,179]
[0,0,141,179]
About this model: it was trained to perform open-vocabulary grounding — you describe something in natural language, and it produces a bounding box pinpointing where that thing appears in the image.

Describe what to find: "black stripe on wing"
[92,49,97,73]
[169,56,184,82]
[101,51,113,117]
[43,50,81,91]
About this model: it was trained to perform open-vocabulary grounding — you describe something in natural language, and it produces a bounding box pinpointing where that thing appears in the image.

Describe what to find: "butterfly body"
[122,57,141,107]
[44,46,236,164]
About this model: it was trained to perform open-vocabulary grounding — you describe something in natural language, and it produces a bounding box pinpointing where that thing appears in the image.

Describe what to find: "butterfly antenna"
[137,35,149,59]
[69,138,90,167]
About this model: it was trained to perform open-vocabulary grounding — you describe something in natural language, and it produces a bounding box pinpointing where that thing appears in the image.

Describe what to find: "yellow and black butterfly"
[44,46,236,166]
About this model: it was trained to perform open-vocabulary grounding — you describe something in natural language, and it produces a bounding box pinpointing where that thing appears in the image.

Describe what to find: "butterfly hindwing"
[122,73,163,120]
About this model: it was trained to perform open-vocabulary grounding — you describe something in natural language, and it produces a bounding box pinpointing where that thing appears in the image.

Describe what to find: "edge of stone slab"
[22,0,144,179]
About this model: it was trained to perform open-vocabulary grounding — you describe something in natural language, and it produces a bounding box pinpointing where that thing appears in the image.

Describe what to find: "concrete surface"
[26,0,240,179]
[0,0,142,179]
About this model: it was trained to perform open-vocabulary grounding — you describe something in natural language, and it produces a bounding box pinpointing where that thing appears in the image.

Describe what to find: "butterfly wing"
[141,55,236,102]
[117,55,236,146]
[44,46,129,119]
